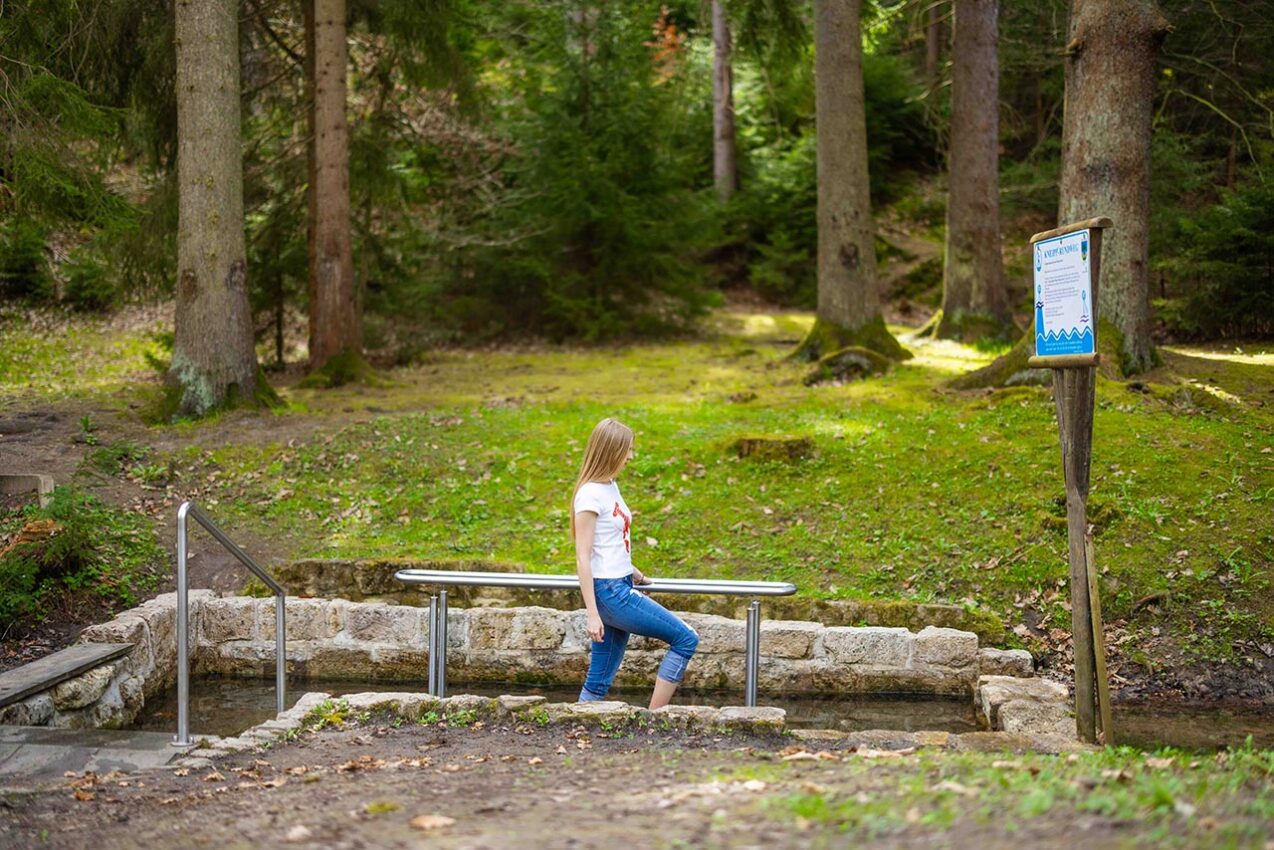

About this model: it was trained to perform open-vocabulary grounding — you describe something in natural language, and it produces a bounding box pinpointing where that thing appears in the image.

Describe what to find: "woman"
[572,418,699,708]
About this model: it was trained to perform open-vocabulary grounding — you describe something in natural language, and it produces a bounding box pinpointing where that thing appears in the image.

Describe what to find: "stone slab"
[0,727,185,787]
[0,643,133,709]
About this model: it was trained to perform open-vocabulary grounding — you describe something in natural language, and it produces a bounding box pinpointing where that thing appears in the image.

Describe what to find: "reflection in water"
[132,676,1273,751]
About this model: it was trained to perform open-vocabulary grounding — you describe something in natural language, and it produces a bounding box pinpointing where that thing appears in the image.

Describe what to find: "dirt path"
[5,720,1267,850]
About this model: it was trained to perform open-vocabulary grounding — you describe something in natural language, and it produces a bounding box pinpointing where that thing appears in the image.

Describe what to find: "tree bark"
[936,0,1013,342]
[1058,0,1167,374]
[306,0,360,371]
[712,0,737,202]
[804,0,906,362]
[169,0,260,418]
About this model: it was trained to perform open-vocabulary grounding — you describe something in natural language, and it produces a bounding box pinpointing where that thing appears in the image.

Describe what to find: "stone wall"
[6,593,1046,731]
[192,596,1031,696]
[0,591,213,729]
[262,559,1007,643]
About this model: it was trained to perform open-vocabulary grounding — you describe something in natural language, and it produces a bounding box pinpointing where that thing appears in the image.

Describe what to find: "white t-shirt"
[573,480,634,579]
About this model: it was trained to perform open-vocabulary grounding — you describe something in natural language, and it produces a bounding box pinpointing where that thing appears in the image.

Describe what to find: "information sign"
[1033,228,1095,357]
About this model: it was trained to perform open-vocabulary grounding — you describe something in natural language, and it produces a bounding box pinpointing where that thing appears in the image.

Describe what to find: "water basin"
[131,676,1273,750]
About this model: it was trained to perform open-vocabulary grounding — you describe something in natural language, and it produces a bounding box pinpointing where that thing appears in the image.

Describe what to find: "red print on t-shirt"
[612,502,631,552]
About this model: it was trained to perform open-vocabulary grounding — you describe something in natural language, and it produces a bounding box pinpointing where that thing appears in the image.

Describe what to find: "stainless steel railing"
[173,501,286,746]
[395,569,797,707]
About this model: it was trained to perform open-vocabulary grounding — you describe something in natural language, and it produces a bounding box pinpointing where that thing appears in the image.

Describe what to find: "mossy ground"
[2,305,1271,682]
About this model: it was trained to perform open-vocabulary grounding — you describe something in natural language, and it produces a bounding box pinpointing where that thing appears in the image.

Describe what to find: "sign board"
[1033,228,1095,358]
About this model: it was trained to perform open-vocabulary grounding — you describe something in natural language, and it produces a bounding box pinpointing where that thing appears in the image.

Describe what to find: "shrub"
[1158,179,1274,339]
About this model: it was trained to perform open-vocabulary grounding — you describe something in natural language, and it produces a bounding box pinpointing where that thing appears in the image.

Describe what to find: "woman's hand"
[633,569,652,585]
[586,611,605,643]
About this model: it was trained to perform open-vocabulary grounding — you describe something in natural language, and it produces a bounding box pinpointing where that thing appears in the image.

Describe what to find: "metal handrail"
[395,570,797,596]
[396,568,797,707]
[173,501,286,746]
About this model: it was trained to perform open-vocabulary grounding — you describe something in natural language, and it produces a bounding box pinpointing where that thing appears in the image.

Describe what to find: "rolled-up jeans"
[579,574,699,702]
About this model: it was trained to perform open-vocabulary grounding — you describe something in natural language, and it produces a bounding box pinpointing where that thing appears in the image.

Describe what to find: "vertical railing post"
[745,600,760,707]
[174,505,191,746]
[438,590,448,698]
[427,595,438,696]
[275,591,287,714]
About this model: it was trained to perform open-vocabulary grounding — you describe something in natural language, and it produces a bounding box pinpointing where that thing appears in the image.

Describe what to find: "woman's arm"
[574,511,604,642]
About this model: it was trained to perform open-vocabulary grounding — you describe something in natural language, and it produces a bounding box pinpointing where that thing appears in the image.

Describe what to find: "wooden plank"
[1029,216,1113,245]
[1028,354,1101,369]
[0,643,133,708]
[1086,531,1115,745]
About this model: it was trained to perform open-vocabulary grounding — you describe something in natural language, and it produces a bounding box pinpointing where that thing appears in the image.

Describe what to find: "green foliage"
[0,485,164,627]
[1157,179,1274,339]
[0,220,53,298]
[724,52,934,305]
[446,2,715,340]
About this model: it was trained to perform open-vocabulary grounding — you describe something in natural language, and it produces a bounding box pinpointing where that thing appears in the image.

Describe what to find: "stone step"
[0,643,134,709]
[0,725,188,787]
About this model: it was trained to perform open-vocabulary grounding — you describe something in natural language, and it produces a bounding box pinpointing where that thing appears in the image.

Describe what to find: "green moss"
[297,349,390,389]
[927,308,1019,345]
[728,435,815,461]
[803,346,892,385]
[789,316,913,363]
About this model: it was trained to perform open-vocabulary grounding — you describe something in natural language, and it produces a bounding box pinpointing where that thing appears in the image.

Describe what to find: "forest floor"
[4,710,1272,849]
[1,300,1272,704]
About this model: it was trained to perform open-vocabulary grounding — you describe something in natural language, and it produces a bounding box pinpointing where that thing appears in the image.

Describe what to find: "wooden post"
[1028,217,1113,745]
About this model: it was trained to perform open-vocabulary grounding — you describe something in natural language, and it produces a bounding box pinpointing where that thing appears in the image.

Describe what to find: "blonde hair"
[570,418,634,537]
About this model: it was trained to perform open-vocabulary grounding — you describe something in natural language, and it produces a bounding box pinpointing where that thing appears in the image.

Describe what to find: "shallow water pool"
[131,676,1273,751]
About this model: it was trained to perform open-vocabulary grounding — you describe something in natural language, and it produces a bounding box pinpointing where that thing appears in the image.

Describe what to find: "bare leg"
[649,677,678,710]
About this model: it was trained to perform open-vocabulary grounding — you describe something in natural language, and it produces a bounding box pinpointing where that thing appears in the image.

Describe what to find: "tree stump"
[729,436,814,461]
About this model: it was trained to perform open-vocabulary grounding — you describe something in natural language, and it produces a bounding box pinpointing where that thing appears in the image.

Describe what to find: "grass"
[2,307,1271,665]
[0,485,166,626]
[720,743,1274,847]
[0,303,169,407]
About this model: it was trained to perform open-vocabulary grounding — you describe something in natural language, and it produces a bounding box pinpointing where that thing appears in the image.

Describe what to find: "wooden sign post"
[1027,216,1114,745]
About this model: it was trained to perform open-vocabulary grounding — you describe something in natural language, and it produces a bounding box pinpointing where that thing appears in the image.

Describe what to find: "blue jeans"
[579,575,699,702]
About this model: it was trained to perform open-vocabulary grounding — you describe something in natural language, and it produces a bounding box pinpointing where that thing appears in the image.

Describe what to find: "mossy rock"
[803,346,891,386]
[727,435,815,462]
[789,316,912,364]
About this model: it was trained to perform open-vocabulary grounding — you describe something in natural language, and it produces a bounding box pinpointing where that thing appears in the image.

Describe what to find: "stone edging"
[172,688,1087,771]
[3,592,1058,735]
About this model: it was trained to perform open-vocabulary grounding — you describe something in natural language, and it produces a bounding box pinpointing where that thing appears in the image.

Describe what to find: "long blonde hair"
[570,418,634,537]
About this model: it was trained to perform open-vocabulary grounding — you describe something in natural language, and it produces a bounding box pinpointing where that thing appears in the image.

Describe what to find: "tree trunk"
[169,0,260,418]
[798,0,907,362]
[936,0,1014,342]
[1058,0,1167,374]
[712,0,737,202]
[306,0,360,371]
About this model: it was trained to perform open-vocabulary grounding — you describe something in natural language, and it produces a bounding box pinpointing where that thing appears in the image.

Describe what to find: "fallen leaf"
[858,748,914,759]
[527,757,543,765]
[933,780,977,797]
[410,814,456,831]
[202,770,224,782]
[782,751,818,762]
[284,825,312,843]
[73,789,95,802]
[1146,757,1174,770]
[741,779,767,792]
